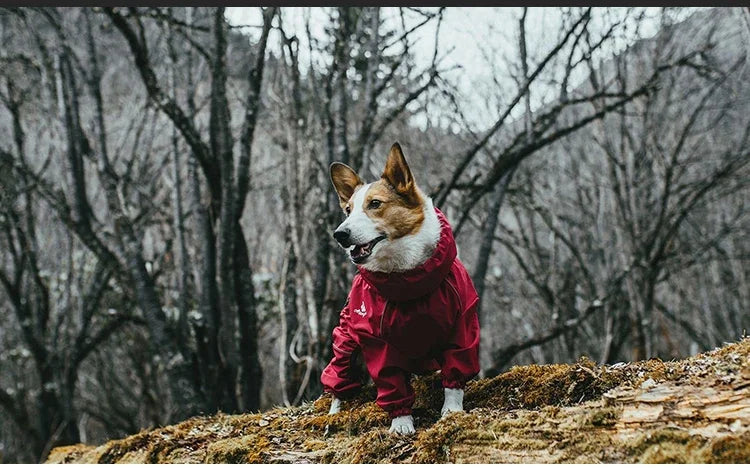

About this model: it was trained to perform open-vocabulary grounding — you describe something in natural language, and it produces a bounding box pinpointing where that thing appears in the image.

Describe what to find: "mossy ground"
[47,338,750,463]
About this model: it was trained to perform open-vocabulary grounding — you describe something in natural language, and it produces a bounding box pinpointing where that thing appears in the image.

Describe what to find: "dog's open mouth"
[350,236,386,263]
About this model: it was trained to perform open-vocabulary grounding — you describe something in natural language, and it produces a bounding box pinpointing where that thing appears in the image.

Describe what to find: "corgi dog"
[321,143,480,435]
[331,145,440,273]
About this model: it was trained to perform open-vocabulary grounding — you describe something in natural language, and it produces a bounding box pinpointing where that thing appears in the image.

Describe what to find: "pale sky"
[226,7,703,131]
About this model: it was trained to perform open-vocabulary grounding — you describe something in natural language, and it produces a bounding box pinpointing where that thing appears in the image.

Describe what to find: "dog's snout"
[333,228,351,246]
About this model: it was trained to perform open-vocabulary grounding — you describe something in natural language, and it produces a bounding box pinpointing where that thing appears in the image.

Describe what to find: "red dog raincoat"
[321,208,480,417]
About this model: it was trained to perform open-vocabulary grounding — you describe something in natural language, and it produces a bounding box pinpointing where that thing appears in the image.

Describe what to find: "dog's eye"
[345,205,351,215]
[368,199,382,210]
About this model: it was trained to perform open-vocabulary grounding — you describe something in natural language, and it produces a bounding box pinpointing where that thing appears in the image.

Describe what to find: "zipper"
[446,279,463,318]
[379,300,390,337]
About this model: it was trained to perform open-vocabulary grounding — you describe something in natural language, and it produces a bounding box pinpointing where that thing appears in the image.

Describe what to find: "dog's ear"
[330,162,364,206]
[382,142,418,204]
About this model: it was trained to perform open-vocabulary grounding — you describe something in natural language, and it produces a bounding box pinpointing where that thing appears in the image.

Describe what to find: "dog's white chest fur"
[365,198,441,273]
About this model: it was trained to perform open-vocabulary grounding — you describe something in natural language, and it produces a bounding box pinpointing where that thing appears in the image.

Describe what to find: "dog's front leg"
[389,415,415,435]
[441,388,464,417]
[328,397,341,415]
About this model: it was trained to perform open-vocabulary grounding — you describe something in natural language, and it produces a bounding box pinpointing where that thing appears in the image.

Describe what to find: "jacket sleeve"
[321,298,362,398]
[441,298,480,389]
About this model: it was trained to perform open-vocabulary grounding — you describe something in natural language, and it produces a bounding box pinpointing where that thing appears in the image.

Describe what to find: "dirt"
[47,337,750,463]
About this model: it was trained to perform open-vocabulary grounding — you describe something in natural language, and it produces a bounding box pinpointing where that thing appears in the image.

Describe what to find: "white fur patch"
[337,183,382,249]
[364,197,441,273]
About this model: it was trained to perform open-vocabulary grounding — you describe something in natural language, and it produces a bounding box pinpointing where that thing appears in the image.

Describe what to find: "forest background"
[0,6,748,462]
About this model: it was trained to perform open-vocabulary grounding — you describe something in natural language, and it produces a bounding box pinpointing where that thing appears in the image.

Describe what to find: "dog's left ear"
[330,162,364,206]
[382,142,419,204]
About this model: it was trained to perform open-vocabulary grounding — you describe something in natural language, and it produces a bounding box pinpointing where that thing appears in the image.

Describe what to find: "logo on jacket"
[354,301,367,317]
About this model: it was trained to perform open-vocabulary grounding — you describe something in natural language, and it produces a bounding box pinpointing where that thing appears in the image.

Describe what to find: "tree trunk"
[278,231,300,405]
[234,222,262,411]
[472,166,516,320]
[167,12,192,354]
[210,7,240,414]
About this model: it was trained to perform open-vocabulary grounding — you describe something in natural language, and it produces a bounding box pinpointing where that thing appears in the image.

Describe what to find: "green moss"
[629,427,693,453]
[45,337,750,465]
[347,429,403,463]
[303,401,390,435]
[704,433,750,463]
[585,407,620,427]
[464,357,611,411]
[412,412,477,463]
[301,439,328,451]
[204,434,271,463]
[627,427,705,463]
[464,355,685,414]
[312,393,333,413]
[46,444,95,464]
[633,430,750,463]
[97,430,155,463]
[412,372,445,415]
[639,442,692,463]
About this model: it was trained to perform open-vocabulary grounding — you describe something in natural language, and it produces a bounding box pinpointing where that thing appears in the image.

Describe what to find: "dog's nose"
[333,228,351,247]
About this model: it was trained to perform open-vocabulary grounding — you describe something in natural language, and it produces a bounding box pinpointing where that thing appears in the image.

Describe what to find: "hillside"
[47,338,749,463]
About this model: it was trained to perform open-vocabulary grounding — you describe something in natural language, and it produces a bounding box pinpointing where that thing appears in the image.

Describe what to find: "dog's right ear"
[330,162,364,206]
[382,142,419,206]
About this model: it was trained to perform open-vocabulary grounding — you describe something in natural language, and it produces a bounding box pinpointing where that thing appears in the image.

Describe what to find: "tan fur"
[362,180,425,239]
[382,143,420,207]
[330,162,363,207]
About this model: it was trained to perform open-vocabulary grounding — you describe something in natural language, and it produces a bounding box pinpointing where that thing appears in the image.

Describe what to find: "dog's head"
[330,142,436,271]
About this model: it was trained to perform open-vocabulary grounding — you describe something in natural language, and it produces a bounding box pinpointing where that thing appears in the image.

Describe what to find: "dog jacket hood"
[355,209,458,302]
[321,208,480,418]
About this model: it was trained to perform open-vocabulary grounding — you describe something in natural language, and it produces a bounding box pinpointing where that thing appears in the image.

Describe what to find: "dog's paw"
[441,388,464,418]
[388,415,415,435]
[328,397,341,415]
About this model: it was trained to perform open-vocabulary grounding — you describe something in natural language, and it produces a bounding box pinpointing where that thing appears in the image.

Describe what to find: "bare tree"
[478,8,749,370]
[0,6,747,464]
[0,47,138,460]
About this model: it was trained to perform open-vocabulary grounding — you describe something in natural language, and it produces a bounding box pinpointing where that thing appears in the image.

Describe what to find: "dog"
[321,142,480,435]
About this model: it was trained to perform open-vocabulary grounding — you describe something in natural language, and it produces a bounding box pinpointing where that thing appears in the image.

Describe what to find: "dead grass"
[46,337,750,464]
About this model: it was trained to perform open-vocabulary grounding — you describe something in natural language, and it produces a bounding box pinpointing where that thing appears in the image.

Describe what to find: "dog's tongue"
[352,242,371,259]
